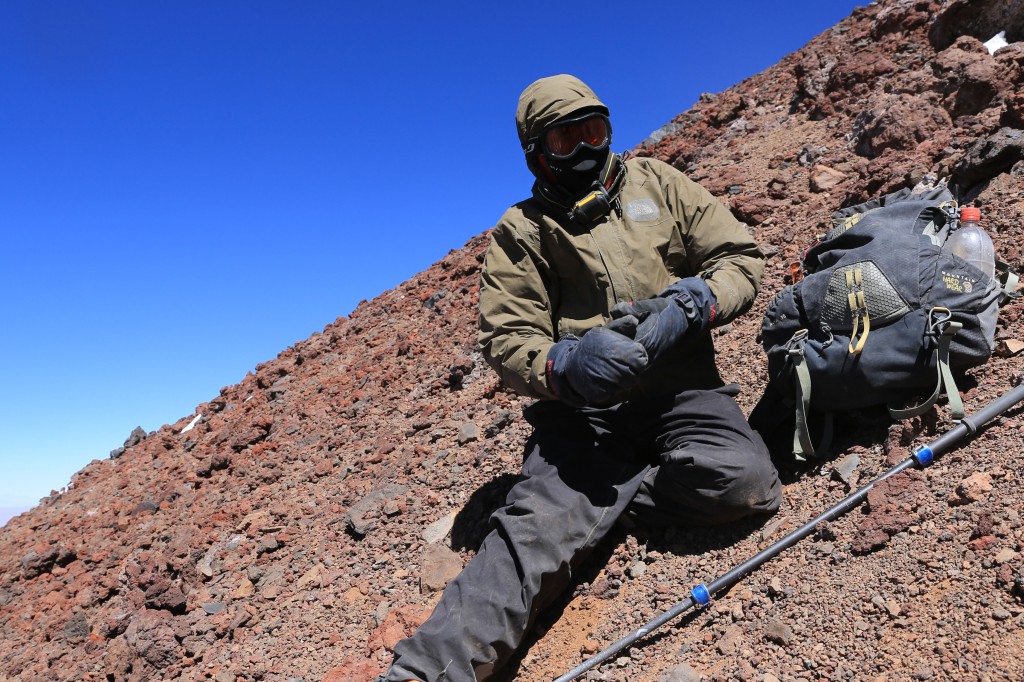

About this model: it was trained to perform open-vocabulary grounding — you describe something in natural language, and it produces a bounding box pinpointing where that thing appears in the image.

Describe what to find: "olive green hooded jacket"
[478,75,765,400]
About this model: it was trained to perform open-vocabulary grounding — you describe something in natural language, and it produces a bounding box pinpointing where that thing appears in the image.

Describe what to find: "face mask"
[543,145,614,196]
[528,112,614,197]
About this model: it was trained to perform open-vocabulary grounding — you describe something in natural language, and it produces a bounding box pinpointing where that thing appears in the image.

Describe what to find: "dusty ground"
[2,1,1023,681]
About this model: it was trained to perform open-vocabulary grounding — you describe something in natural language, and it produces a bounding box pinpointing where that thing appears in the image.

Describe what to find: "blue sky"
[0,0,863,520]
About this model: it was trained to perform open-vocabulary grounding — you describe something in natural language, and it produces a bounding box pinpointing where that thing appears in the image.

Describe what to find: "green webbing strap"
[942,324,966,422]
[996,259,1021,302]
[788,331,833,461]
[888,316,964,422]
[791,343,814,459]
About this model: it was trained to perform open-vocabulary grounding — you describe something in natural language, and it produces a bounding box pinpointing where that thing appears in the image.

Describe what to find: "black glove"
[610,278,718,364]
[659,277,717,329]
[546,324,648,407]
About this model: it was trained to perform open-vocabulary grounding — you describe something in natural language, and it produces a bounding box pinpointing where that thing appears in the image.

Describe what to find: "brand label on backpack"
[942,271,975,294]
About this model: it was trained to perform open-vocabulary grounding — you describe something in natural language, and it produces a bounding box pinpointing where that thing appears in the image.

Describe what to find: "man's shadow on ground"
[450,473,521,552]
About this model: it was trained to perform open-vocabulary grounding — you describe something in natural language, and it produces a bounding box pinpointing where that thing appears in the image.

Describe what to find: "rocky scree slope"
[2,1,1024,681]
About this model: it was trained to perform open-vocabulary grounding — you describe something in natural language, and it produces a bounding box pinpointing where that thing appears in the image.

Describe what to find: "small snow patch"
[181,413,203,434]
[984,31,1008,55]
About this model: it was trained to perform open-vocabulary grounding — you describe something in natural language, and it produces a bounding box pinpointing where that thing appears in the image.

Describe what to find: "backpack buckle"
[927,307,960,337]
[785,329,809,355]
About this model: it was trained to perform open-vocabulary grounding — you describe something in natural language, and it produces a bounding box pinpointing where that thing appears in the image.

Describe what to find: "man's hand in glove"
[609,277,718,364]
[546,321,648,407]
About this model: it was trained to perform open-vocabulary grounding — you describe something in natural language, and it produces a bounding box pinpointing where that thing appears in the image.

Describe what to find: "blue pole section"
[553,381,1024,682]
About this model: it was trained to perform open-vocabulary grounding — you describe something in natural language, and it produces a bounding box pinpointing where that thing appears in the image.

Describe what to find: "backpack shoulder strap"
[788,331,834,460]
[888,308,965,422]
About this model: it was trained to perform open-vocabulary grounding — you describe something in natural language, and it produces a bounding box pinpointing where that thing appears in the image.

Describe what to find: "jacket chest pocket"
[609,210,681,298]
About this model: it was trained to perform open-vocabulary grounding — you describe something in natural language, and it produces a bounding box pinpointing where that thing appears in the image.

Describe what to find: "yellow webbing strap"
[852,290,870,354]
[846,269,870,354]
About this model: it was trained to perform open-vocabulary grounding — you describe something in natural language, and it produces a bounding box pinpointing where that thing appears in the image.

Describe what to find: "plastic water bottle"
[943,206,996,279]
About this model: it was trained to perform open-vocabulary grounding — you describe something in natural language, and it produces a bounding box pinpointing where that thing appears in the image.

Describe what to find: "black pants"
[386,385,782,682]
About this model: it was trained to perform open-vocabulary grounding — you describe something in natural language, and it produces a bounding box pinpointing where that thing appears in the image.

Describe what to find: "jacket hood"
[515,74,609,149]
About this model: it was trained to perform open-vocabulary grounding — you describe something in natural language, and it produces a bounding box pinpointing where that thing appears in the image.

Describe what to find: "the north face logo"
[625,199,660,222]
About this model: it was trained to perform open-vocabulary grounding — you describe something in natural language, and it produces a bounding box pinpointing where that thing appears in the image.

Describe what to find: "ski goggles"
[542,113,611,159]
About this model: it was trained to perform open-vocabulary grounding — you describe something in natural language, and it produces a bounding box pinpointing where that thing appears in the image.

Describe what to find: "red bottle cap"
[960,206,981,222]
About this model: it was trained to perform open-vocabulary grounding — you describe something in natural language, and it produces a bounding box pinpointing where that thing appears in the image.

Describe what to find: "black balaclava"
[541,122,613,195]
[516,75,626,222]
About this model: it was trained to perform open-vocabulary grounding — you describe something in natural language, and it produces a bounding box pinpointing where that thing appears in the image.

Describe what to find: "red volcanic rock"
[852,94,953,159]
[826,50,899,95]
[2,1,1023,681]
[322,656,387,682]
[852,470,930,555]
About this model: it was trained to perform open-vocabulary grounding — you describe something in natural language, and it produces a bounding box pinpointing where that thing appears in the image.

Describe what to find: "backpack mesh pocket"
[821,260,911,331]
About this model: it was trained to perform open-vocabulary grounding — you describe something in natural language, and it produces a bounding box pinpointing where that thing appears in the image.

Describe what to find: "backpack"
[750,186,1019,460]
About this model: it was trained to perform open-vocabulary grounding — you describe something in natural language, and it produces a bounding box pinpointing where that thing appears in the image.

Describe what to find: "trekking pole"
[554,381,1024,682]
